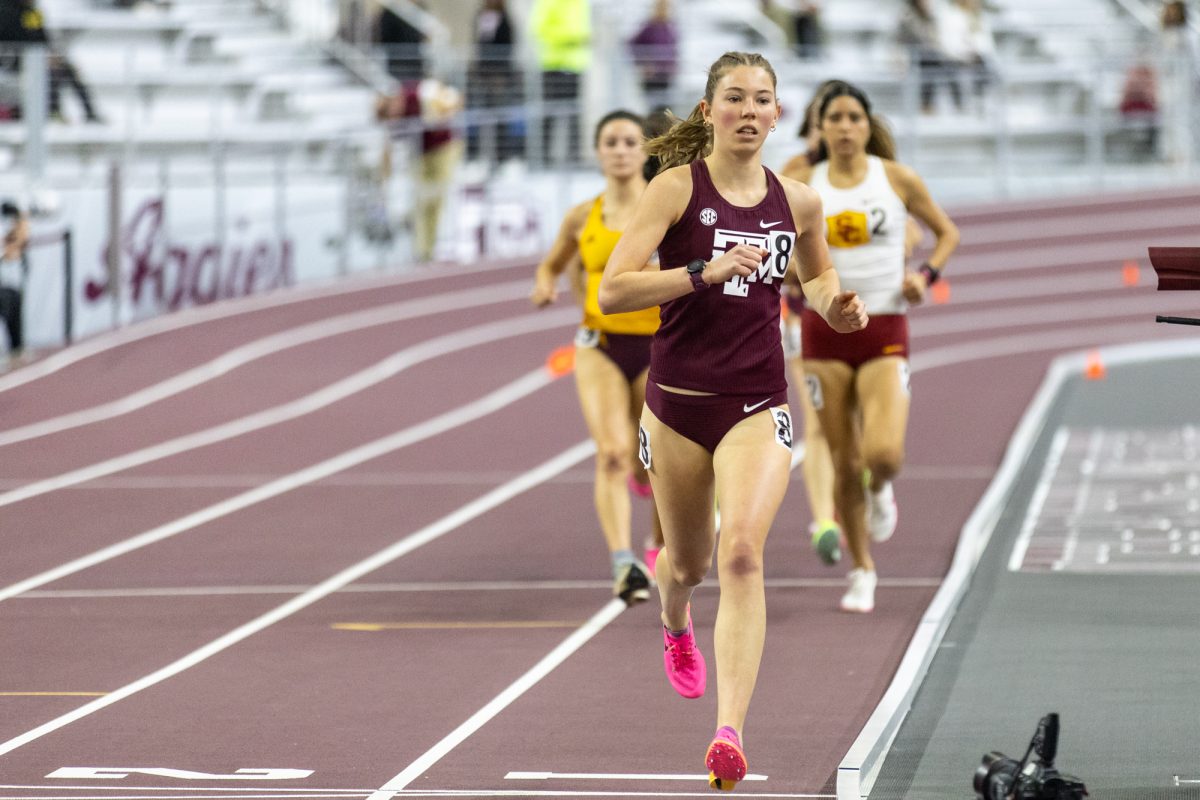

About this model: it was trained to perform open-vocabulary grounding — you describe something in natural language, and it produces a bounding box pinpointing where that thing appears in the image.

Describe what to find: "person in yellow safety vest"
[529,0,591,163]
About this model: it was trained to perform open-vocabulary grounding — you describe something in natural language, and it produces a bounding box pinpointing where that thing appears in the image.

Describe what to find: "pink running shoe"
[628,475,653,499]
[644,546,661,579]
[706,726,747,791]
[662,612,706,699]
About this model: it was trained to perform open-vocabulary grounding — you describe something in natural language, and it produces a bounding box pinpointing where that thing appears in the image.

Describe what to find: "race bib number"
[771,408,793,451]
[637,424,652,470]
[712,228,797,298]
[805,373,824,411]
[574,326,600,348]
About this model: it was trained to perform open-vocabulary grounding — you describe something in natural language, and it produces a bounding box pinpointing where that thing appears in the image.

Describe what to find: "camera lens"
[974,751,1018,799]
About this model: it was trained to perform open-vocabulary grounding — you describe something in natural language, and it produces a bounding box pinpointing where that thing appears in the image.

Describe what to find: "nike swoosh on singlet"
[743,398,771,413]
[759,220,782,229]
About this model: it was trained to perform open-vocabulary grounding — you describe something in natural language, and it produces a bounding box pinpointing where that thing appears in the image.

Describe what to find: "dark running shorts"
[644,381,790,454]
[800,308,909,369]
[575,326,653,384]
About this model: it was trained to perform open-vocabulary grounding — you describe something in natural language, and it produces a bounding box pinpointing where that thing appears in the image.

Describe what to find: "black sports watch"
[686,258,709,292]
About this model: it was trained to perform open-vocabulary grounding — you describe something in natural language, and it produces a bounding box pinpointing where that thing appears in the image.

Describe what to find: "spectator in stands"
[938,0,997,113]
[0,199,29,366]
[897,0,961,113]
[770,0,823,60]
[1119,50,1159,157]
[1159,0,1197,164]
[628,0,678,107]
[376,78,464,263]
[467,0,522,160]
[377,0,428,82]
[529,0,591,163]
[0,0,103,124]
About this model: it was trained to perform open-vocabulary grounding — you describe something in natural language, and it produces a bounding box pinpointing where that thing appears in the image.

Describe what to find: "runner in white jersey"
[791,80,959,613]
[781,82,926,570]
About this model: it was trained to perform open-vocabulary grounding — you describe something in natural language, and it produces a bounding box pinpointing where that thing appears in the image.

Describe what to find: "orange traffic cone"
[1121,261,1140,287]
[1084,349,1106,381]
[545,345,575,377]
[931,279,951,305]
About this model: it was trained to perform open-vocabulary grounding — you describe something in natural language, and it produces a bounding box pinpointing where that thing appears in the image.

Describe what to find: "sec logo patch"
[700,208,717,226]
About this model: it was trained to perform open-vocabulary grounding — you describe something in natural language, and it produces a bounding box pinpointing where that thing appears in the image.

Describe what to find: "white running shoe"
[867,482,898,542]
[839,568,877,613]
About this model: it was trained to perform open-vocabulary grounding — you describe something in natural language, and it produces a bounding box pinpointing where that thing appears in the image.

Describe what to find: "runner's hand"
[828,291,868,333]
[703,245,768,285]
[902,270,927,305]
[530,278,557,307]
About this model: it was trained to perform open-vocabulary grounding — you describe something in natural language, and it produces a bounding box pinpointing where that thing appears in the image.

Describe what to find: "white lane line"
[0,260,534,395]
[912,292,1196,339]
[0,795,830,800]
[13,577,944,600]
[0,439,595,756]
[0,787,371,794]
[504,773,767,782]
[1007,428,1070,571]
[0,796,364,800]
[0,370,572,605]
[0,281,534,447]
[910,319,1187,374]
[367,599,626,800]
[835,334,1200,800]
[0,308,576,510]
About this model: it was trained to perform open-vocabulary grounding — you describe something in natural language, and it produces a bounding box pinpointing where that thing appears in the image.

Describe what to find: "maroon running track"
[0,186,1198,800]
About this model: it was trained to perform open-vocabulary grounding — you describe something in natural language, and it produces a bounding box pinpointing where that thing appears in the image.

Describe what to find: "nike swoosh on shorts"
[743,398,771,413]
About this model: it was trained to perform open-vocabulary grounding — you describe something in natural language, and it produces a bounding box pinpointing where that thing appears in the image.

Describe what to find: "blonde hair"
[644,51,778,172]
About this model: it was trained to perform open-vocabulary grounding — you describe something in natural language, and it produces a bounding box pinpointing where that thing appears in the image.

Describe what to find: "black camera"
[974,713,1088,799]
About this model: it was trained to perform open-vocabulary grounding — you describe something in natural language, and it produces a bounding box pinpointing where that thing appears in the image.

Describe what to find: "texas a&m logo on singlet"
[711,228,797,298]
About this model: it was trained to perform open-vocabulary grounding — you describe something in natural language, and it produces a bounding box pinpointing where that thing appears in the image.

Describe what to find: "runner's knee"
[595,443,632,478]
[864,445,903,482]
[718,530,763,578]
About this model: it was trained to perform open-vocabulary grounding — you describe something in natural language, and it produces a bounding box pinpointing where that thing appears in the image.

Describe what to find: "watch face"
[687,259,705,273]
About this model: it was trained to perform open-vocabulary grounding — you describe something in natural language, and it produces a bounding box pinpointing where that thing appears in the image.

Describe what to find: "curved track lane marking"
[0,281,537,446]
[912,293,1195,338]
[0,308,576,509]
[0,439,595,755]
[0,368,574,604]
[0,261,535,395]
[836,334,1200,799]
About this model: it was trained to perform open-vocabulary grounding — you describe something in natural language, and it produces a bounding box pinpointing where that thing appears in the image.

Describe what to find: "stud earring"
[770,125,776,132]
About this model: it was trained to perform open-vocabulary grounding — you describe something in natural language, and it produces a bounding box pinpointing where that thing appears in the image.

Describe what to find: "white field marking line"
[504,773,767,782]
[912,292,1197,339]
[0,281,536,447]
[1007,428,1070,572]
[0,260,535,395]
[908,319,1189,374]
[0,463,996,490]
[367,598,623,799]
[0,795,831,800]
[0,439,595,756]
[835,335,1200,800]
[365,444,804,800]
[0,787,372,794]
[395,792,831,798]
[0,307,576,510]
[13,577,945,600]
[0,370,572,606]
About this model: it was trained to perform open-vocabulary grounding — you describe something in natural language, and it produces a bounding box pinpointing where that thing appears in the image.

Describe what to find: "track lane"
[0,189,1195,799]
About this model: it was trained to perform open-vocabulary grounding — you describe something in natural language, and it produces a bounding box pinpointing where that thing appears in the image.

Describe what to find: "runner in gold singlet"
[531,110,664,606]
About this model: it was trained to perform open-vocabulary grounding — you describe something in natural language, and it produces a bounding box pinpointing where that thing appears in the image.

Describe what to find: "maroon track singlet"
[651,160,796,394]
